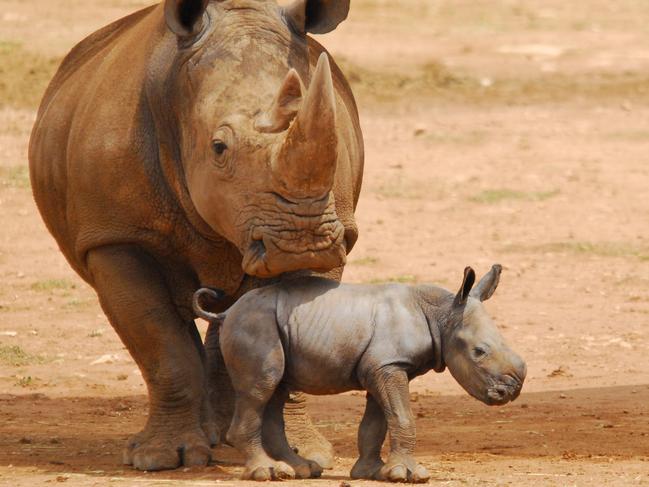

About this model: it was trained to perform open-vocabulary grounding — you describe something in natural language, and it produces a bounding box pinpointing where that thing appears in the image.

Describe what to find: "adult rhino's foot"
[350,457,385,480]
[123,426,211,471]
[284,392,334,469]
[200,419,220,447]
[243,459,295,481]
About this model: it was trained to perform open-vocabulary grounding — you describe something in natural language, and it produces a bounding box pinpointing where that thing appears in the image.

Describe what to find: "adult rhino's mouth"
[240,193,348,278]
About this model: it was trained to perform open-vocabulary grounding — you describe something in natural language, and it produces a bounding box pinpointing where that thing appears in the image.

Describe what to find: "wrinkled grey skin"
[194,265,526,482]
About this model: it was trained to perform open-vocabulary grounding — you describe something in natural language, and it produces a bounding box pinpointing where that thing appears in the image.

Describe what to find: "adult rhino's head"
[443,265,527,406]
[160,0,359,278]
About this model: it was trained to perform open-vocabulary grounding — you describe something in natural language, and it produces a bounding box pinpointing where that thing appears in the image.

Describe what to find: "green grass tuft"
[0,345,41,366]
[15,376,34,387]
[367,274,418,284]
[470,188,559,204]
[350,257,380,266]
[30,279,75,292]
[0,166,30,189]
[505,241,649,260]
[0,40,60,109]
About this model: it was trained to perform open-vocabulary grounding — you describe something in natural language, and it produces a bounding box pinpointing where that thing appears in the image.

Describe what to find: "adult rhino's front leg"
[87,245,211,471]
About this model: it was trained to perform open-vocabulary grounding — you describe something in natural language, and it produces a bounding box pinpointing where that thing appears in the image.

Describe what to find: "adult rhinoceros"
[29,0,363,472]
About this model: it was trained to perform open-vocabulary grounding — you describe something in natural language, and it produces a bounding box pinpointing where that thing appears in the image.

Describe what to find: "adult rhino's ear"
[284,0,350,34]
[470,264,502,302]
[165,0,209,38]
[454,266,476,307]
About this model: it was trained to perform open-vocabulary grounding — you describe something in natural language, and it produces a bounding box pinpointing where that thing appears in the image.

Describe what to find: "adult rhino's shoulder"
[40,5,156,114]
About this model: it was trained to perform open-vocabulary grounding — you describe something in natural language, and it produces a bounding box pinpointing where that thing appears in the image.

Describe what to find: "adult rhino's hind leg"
[87,245,211,471]
[284,391,335,469]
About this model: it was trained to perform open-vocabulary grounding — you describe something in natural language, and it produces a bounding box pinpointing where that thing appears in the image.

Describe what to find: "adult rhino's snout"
[272,53,338,200]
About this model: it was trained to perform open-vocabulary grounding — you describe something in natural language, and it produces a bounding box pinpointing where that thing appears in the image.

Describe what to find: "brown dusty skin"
[27,0,363,473]
[2,0,649,485]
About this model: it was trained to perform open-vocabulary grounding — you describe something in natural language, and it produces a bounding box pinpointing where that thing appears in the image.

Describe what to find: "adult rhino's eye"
[212,140,228,156]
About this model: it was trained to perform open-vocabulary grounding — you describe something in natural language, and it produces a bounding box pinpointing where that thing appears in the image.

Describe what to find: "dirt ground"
[1,0,648,485]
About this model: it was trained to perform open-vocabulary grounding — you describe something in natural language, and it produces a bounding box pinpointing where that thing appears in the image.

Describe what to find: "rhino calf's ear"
[454,266,476,307]
[284,0,350,34]
[165,0,209,38]
[471,264,503,302]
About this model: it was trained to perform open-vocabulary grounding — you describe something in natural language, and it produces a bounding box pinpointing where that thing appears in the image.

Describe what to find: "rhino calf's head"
[443,265,527,406]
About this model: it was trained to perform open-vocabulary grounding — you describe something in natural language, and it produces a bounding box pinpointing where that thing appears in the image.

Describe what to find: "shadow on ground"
[0,385,647,481]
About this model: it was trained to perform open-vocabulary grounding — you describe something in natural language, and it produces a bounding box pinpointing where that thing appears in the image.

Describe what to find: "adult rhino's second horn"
[274,53,338,200]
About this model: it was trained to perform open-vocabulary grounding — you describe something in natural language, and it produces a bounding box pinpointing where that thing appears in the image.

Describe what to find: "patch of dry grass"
[0,41,60,109]
[504,241,649,261]
[0,344,41,367]
[367,275,418,285]
[0,165,30,189]
[337,56,649,105]
[30,279,75,292]
[470,189,560,204]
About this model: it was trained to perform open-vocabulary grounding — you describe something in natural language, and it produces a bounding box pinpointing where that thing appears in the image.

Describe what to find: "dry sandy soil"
[1,0,648,485]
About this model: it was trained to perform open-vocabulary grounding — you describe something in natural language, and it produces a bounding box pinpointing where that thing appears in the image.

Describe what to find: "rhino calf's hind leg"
[350,393,387,480]
[262,387,323,479]
[87,246,211,471]
[221,311,294,481]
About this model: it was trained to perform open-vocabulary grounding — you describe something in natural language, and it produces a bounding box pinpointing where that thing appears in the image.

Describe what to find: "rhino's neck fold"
[144,27,224,245]
[414,286,452,373]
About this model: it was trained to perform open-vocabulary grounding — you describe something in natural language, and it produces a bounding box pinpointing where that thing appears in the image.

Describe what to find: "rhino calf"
[194,265,526,482]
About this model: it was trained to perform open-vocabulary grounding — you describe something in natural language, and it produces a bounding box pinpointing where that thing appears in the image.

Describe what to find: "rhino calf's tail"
[193,288,227,325]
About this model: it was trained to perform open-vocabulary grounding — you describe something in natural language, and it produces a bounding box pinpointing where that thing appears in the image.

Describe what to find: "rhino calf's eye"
[473,347,487,359]
[212,140,228,155]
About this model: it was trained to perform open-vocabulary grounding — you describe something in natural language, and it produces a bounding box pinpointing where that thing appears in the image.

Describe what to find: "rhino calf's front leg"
[362,367,430,483]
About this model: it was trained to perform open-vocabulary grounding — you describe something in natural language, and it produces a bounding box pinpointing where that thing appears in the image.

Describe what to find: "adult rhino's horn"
[274,53,338,200]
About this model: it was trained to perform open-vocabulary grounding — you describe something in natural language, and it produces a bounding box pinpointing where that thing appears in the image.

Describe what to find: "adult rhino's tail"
[193,288,227,325]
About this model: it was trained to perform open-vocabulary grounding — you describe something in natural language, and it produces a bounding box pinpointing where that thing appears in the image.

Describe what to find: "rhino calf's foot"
[350,458,385,480]
[376,455,430,484]
[123,426,211,471]
[243,458,296,481]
